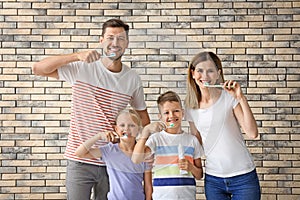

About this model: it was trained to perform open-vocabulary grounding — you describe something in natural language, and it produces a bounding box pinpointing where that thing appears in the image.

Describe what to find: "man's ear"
[99,36,104,44]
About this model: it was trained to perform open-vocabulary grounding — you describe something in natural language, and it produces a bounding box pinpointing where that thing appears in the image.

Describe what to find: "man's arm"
[136,109,150,127]
[32,50,101,78]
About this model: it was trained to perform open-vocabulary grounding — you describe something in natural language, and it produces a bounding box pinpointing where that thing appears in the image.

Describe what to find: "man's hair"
[102,18,129,38]
[157,91,182,109]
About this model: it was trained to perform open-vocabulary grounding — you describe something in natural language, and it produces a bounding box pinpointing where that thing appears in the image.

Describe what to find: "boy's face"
[100,27,129,61]
[115,113,140,139]
[158,101,184,129]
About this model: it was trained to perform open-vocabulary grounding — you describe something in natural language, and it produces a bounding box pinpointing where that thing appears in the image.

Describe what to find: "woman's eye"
[196,68,203,73]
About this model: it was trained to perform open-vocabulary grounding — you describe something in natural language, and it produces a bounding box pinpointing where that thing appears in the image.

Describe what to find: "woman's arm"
[188,122,203,145]
[224,80,258,139]
[233,96,258,139]
[144,170,153,200]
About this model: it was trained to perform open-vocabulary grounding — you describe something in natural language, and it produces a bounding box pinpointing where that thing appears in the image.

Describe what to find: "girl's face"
[115,113,140,139]
[159,101,183,129]
[191,60,221,88]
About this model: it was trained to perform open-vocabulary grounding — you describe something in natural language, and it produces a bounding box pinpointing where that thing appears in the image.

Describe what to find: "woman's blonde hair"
[185,51,224,109]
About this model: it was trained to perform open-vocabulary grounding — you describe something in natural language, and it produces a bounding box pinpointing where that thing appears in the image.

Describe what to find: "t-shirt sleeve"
[58,62,81,84]
[192,136,204,159]
[145,134,156,155]
[99,142,113,162]
[130,75,147,111]
[184,108,193,122]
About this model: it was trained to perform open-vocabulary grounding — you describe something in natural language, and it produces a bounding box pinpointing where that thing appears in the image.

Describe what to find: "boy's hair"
[157,91,182,111]
[116,108,142,128]
[102,18,129,39]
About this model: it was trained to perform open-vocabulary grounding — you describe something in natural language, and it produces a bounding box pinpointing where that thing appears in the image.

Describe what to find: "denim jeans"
[205,169,261,200]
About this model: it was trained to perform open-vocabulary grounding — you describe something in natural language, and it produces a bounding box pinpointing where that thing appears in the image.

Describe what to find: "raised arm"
[32,50,101,78]
[75,131,116,159]
[224,80,258,139]
[132,122,163,164]
[136,109,150,127]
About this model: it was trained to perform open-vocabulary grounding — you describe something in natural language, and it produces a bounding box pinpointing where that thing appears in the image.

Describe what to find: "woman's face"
[191,60,220,88]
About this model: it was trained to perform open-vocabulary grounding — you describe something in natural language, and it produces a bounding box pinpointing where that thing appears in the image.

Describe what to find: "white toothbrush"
[204,82,234,88]
[102,53,116,58]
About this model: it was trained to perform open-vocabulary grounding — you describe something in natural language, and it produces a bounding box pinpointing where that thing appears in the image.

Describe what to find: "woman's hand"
[223,80,244,101]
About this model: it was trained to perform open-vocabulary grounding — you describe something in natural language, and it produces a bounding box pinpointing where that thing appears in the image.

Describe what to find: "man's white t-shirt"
[58,60,146,165]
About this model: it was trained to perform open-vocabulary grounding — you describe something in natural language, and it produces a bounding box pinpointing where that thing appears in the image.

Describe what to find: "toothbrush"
[204,82,234,88]
[167,123,175,128]
[178,144,188,175]
[102,53,116,58]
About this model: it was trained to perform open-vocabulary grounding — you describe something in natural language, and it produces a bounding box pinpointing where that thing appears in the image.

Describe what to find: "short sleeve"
[58,62,82,84]
[129,76,147,111]
[184,107,194,122]
[192,136,204,159]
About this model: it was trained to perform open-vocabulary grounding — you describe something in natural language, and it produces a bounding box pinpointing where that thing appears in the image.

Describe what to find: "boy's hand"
[178,159,192,172]
[141,122,164,139]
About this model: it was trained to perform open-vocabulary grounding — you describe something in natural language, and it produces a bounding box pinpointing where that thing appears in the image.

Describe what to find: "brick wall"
[0,1,299,199]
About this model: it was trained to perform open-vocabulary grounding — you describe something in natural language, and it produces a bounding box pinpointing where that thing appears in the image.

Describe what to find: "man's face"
[100,27,129,60]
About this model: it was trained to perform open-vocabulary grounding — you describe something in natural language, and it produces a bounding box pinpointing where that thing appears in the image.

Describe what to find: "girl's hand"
[223,80,244,101]
[102,131,118,143]
[141,122,165,139]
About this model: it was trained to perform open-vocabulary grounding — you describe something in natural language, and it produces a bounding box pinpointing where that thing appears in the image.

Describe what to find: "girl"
[75,109,152,200]
[185,51,261,200]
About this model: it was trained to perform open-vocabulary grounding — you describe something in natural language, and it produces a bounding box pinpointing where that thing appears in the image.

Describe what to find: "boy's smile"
[159,101,184,134]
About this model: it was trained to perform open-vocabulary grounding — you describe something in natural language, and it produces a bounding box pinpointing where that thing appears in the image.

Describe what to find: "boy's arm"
[144,170,153,200]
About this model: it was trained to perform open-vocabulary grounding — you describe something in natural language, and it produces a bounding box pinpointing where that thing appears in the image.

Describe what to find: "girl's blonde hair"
[116,108,142,128]
[185,51,224,109]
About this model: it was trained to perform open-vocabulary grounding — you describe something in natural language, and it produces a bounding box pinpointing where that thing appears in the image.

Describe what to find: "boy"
[132,91,203,200]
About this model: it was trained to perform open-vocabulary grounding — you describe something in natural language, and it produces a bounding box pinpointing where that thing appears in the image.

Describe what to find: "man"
[32,19,150,200]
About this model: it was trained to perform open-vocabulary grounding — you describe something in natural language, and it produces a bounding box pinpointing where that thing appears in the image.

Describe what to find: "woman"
[185,51,261,200]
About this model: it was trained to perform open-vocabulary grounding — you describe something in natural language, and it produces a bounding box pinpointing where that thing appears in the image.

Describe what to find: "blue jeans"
[205,169,261,200]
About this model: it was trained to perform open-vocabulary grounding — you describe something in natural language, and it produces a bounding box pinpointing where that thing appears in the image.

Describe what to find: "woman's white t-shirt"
[185,90,255,178]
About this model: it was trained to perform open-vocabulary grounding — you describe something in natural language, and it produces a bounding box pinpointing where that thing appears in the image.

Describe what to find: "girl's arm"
[75,131,116,159]
[144,170,153,200]
[179,158,203,180]
[132,122,163,164]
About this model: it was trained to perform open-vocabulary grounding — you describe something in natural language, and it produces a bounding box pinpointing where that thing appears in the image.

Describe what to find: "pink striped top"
[59,61,146,165]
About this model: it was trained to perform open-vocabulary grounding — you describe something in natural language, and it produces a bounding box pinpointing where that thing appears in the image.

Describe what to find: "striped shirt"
[58,60,146,165]
[146,130,203,200]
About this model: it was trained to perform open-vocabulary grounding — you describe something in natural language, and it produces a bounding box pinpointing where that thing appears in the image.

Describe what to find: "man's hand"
[77,50,101,63]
